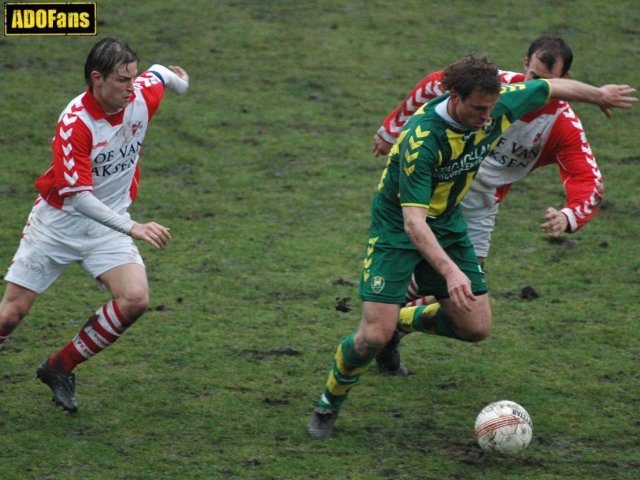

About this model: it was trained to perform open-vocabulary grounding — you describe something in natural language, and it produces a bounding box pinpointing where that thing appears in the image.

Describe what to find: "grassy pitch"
[0,1,638,479]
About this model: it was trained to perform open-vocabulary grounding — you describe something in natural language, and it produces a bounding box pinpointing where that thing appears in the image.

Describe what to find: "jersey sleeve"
[36,111,93,206]
[134,70,166,120]
[538,105,603,232]
[498,79,551,123]
[499,70,526,84]
[378,71,445,143]
[55,116,94,197]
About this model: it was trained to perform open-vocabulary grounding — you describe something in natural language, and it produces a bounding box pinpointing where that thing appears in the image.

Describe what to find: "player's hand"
[130,222,172,249]
[168,65,189,83]
[541,207,568,237]
[445,268,476,312]
[372,133,393,157]
[597,84,637,118]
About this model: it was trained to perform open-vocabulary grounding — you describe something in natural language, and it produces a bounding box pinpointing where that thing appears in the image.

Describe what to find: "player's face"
[524,53,567,80]
[92,62,138,114]
[449,89,499,131]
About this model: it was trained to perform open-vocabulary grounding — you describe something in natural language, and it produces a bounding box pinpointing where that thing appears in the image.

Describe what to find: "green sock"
[399,304,459,339]
[318,333,373,411]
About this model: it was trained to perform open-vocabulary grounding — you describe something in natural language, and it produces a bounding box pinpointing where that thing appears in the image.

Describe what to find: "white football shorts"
[4,200,144,294]
[460,183,500,259]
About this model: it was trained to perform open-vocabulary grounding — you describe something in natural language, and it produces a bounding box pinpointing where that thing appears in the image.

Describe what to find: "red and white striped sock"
[47,301,128,373]
[405,273,420,303]
[405,296,433,307]
[404,273,436,307]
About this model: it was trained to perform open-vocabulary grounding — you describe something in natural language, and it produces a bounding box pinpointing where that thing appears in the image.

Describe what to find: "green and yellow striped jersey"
[373,79,550,244]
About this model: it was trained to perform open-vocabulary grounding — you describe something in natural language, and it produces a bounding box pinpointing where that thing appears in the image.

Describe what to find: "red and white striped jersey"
[377,70,603,232]
[34,69,166,215]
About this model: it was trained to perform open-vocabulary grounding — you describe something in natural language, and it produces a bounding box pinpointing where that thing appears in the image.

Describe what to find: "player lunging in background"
[307,53,636,439]
[0,38,189,413]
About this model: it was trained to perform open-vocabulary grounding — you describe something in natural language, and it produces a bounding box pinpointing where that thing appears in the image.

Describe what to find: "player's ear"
[523,56,530,71]
[449,89,461,104]
[90,70,104,86]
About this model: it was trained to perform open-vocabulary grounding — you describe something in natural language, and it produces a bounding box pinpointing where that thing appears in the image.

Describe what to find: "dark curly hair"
[441,53,501,101]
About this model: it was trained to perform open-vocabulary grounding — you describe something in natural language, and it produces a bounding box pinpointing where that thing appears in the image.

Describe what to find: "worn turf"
[1,1,638,479]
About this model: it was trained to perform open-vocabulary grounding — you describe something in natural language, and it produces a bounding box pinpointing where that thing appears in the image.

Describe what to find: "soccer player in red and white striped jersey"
[0,38,189,412]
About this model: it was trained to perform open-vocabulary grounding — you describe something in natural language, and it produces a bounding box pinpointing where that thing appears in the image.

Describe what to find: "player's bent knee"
[358,302,399,355]
[0,311,21,333]
[454,312,492,342]
[355,328,392,358]
[114,289,149,323]
[369,330,393,351]
[0,303,30,333]
[460,326,490,342]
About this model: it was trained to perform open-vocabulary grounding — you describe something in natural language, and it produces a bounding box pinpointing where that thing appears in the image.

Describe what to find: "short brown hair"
[441,54,501,101]
[527,36,573,76]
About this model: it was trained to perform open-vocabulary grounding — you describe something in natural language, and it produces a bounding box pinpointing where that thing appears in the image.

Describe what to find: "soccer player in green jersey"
[307,53,636,439]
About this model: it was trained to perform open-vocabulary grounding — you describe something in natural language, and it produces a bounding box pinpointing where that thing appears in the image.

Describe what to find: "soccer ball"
[474,400,533,455]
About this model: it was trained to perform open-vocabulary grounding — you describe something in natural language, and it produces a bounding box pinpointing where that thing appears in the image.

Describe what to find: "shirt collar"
[436,97,470,132]
[81,88,136,124]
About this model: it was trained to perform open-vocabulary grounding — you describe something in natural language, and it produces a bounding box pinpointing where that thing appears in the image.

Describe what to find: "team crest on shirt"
[532,131,543,145]
[131,121,143,137]
[482,118,496,135]
[371,276,385,293]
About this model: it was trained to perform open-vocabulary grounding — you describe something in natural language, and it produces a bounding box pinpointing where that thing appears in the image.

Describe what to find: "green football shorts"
[413,240,488,299]
[358,232,487,304]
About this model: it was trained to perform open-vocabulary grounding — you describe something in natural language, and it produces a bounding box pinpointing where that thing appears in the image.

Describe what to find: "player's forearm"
[68,191,135,234]
[403,207,458,277]
[558,161,603,232]
[561,195,602,232]
[547,79,602,104]
[547,79,637,111]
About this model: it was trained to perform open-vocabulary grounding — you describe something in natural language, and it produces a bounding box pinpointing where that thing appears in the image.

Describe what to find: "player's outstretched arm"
[547,79,637,118]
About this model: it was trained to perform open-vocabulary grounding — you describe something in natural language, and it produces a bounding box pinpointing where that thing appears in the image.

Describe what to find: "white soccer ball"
[474,400,533,455]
